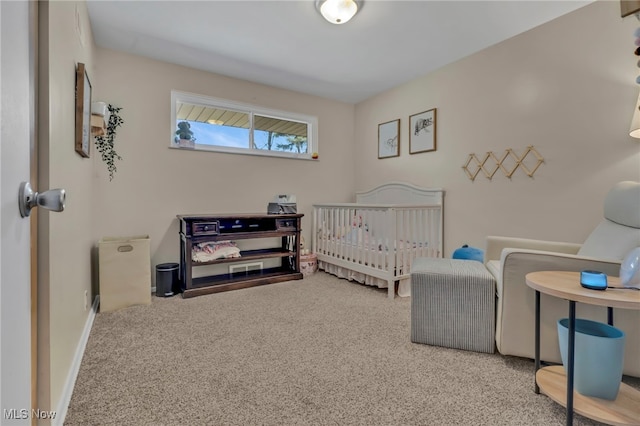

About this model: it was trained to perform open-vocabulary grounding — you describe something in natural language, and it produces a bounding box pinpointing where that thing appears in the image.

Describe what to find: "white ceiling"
[86,0,594,104]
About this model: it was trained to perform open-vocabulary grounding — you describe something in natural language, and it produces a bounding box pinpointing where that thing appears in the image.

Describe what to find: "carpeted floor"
[64,272,638,425]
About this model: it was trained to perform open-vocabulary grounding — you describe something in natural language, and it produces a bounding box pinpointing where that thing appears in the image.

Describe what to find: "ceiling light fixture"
[315,0,361,25]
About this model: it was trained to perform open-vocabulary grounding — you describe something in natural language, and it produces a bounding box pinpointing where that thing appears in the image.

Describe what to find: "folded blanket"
[192,241,241,262]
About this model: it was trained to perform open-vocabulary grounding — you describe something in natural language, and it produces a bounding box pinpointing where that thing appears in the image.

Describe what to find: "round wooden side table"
[525,271,640,426]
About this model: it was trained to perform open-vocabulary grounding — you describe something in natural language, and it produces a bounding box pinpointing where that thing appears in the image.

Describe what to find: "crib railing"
[393,206,443,274]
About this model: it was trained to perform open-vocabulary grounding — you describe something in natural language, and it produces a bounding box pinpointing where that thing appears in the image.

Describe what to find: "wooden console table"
[177,213,303,298]
[525,270,640,426]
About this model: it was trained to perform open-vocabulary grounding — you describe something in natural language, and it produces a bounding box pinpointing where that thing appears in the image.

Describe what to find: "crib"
[312,182,444,298]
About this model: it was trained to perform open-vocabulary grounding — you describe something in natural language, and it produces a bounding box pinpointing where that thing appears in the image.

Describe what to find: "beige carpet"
[65,272,638,425]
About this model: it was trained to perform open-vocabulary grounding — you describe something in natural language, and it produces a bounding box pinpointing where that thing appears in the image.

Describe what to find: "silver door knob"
[18,181,65,218]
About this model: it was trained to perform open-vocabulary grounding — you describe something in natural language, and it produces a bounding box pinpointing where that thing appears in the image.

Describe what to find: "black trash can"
[156,263,179,297]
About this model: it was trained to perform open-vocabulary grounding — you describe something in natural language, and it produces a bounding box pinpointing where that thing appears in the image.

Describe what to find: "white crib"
[312,182,444,298]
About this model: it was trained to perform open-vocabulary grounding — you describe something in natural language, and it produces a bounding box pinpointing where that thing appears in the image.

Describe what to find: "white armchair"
[485,181,640,377]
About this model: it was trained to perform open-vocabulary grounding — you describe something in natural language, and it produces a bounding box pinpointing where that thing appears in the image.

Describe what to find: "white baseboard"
[53,295,99,426]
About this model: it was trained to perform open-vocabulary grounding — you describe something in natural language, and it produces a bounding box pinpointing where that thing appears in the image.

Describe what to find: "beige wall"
[354,0,640,256]
[40,0,96,414]
[91,49,356,279]
[43,0,640,416]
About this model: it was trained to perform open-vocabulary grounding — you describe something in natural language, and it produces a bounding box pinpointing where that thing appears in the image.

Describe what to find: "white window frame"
[171,90,318,160]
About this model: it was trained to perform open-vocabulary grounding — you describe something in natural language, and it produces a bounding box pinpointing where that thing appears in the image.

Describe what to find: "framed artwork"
[75,62,92,158]
[409,108,437,154]
[621,0,640,17]
[378,119,400,159]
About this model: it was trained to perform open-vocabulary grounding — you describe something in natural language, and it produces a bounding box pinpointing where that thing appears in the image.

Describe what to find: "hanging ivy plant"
[95,104,124,181]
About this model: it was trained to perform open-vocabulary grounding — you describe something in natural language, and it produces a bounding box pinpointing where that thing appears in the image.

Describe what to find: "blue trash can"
[557,318,625,400]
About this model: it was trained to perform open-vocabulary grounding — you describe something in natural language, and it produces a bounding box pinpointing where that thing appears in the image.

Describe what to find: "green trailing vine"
[95,104,124,181]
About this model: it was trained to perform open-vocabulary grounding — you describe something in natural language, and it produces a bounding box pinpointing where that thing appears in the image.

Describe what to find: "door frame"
[29,0,39,417]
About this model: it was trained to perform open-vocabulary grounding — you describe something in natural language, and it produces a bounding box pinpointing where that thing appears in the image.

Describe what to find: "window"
[171,91,317,159]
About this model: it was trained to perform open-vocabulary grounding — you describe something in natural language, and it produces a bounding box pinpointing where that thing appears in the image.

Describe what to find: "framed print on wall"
[75,62,92,158]
[409,108,437,154]
[378,119,400,159]
[621,0,640,17]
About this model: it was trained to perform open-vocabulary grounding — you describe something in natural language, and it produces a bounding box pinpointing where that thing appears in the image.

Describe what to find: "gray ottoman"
[411,258,496,353]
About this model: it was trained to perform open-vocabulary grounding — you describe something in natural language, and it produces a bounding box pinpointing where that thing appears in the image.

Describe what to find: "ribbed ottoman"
[410,258,496,353]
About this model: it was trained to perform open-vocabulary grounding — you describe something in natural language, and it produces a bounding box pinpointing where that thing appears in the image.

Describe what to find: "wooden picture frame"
[409,108,436,154]
[75,62,92,158]
[378,119,400,159]
[621,0,640,17]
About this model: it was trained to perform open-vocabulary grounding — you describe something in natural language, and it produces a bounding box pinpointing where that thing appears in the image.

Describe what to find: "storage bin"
[300,253,318,277]
[99,235,151,312]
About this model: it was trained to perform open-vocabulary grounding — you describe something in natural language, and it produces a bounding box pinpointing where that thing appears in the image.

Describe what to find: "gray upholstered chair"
[484,181,640,377]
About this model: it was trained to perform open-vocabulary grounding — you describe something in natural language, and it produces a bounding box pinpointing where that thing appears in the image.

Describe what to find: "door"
[1,0,35,421]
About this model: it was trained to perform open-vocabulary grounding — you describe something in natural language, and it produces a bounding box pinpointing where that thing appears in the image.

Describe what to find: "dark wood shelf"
[191,230,299,242]
[178,213,304,298]
[191,248,295,266]
[183,269,303,298]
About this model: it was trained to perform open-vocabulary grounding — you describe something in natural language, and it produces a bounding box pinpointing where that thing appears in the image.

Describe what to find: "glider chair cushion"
[577,180,640,260]
[485,181,640,377]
